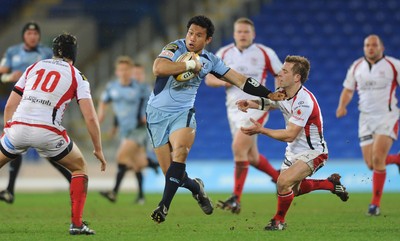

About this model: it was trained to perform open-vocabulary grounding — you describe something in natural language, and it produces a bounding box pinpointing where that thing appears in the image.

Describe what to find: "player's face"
[132,66,145,83]
[277,62,298,88]
[23,30,40,49]
[233,23,255,50]
[115,63,133,82]
[363,36,384,62]
[185,24,212,53]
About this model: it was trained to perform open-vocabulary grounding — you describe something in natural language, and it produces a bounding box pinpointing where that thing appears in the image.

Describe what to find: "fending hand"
[267,91,286,101]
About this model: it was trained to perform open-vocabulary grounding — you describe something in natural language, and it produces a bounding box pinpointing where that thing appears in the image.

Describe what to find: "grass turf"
[0,192,399,240]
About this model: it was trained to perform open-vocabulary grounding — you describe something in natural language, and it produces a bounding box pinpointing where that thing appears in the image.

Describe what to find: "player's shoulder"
[384,55,400,64]
[217,43,235,52]
[253,43,278,54]
[6,43,23,54]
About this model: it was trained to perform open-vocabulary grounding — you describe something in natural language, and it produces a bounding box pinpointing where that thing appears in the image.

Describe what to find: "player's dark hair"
[187,15,215,38]
[52,33,78,64]
[285,55,310,84]
[22,21,40,40]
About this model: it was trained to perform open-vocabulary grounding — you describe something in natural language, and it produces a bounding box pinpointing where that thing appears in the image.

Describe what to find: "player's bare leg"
[58,143,95,235]
[364,135,392,216]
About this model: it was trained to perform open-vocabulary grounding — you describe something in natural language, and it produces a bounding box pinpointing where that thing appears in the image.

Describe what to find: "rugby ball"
[174,52,200,82]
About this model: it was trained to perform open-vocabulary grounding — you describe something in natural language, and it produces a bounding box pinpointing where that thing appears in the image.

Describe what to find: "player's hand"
[240,118,262,135]
[93,150,107,171]
[236,100,250,113]
[224,82,233,88]
[267,91,286,101]
[336,106,347,118]
[191,52,202,73]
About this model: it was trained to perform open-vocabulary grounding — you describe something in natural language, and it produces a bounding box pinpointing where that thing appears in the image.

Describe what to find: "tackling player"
[0,33,107,235]
[147,15,285,223]
[336,35,400,216]
[237,55,349,230]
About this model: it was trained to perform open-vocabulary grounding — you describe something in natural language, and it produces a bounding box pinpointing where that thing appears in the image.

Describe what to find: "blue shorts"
[146,105,196,148]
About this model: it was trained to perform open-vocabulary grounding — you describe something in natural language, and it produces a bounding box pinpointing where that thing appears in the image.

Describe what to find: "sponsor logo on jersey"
[55,140,65,148]
[23,95,52,106]
[160,50,174,58]
[163,43,179,52]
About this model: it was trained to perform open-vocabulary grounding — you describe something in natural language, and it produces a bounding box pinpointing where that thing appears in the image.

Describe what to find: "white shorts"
[227,105,269,136]
[280,149,328,176]
[0,120,72,161]
[358,111,399,146]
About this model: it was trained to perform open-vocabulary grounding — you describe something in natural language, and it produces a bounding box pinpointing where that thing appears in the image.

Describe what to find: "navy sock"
[49,160,72,183]
[7,155,22,194]
[135,171,144,198]
[113,164,128,193]
[180,172,200,194]
[159,161,186,209]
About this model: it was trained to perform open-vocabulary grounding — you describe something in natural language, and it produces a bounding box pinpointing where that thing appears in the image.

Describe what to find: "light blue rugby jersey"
[101,79,150,133]
[2,43,52,71]
[147,39,230,113]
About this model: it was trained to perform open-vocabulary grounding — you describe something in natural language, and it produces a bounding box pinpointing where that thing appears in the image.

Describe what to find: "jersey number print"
[32,69,61,93]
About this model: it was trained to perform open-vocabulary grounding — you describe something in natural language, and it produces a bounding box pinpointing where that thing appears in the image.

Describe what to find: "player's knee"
[173,146,189,161]
[276,175,291,193]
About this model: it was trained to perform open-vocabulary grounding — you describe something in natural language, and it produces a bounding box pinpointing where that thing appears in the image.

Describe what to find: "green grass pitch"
[0,192,399,240]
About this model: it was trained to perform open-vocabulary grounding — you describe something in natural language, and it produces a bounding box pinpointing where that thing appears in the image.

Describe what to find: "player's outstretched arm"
[223,69,285,101]
[79,98,107,171]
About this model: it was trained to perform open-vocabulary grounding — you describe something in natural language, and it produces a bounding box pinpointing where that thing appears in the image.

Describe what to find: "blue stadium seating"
[190,0,400,160]
[48,0,160,48]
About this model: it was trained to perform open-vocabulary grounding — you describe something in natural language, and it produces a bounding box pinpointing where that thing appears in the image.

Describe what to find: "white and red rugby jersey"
[343,56,400,114]
[12,58,91,127]
[216,43,282,107]
[276,86,327,154]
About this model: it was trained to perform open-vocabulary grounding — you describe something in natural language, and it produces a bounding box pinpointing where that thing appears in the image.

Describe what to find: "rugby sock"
[385,154,400,165]
[297,179,334,196]
[180,172,200,194]
[49,160,72,183]
[135,171,144,199]
[273,191,294,222]
[253,154,279,182]
[7,155,22,194]
[371,170,386,207]
[233,161,249,202]
[113,164,128,193]
[70,174,88,227]
[159,161,185,209]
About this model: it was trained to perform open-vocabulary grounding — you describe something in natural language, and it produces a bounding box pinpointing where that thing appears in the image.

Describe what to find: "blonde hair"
[115,56,134,67]
[234,17,255,31]
[284,55,311,84]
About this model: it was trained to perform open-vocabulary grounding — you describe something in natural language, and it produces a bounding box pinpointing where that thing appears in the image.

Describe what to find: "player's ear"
[205,36,212,45]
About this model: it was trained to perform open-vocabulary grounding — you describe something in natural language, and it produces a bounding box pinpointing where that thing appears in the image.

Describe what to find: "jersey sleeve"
[100,82,112,103]
[209,53,230,78]
[75,71,91,100]
[265,47,283,76]
[158,40,185,62]
[288,98,313,127]
[343,60,359,90]
[1,48,13,69]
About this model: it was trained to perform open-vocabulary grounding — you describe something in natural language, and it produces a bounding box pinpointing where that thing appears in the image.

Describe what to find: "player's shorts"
[120,126,148,146]
[227,104,269,136]
[358,110,399,146]
[280,149,328,176]
[0,120,72,161]
[146,105,196,148]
